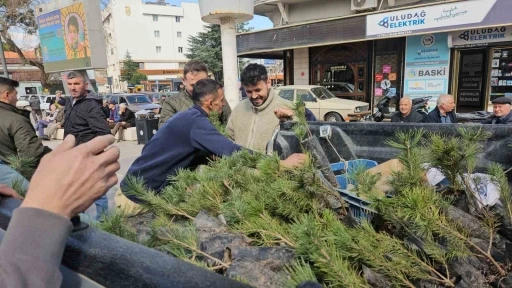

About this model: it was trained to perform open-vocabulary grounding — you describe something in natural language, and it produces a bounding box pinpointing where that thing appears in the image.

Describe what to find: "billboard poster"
[38,2,92,72]
[403,33,450,112]
[450,26,512,48]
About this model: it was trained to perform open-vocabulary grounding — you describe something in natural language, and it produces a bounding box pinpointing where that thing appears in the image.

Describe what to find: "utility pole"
[0,36,9,77]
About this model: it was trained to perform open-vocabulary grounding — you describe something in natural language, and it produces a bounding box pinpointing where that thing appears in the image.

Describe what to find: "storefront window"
[490,47,512,102]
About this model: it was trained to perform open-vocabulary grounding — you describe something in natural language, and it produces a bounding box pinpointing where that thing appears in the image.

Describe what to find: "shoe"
[39,136,50,141]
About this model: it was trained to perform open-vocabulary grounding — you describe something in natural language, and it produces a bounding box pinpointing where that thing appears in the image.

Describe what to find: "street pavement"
[43,139,144,219]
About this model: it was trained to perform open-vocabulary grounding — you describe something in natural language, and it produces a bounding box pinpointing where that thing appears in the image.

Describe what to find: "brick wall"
[293,48,309,85]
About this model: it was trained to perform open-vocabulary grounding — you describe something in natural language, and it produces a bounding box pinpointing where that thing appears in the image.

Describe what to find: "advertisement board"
[37,0,107,73]
[403,33,450,111]
[366,0,498,38]
[450,26,512,48]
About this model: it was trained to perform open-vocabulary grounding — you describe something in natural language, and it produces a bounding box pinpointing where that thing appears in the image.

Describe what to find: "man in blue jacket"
[120,79,306,203]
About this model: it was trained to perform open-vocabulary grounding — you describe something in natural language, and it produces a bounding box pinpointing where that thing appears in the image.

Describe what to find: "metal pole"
[0,37,9,77]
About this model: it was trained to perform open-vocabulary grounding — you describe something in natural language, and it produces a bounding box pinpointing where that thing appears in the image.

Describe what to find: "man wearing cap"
[482,97,512,124]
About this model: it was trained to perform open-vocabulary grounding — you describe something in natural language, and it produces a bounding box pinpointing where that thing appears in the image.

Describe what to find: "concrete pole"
[220,17,239,109]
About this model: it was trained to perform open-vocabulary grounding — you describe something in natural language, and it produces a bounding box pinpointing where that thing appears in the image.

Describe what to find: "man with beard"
[63,71,111,220]
[118,79,306,211]
[158,60,231,128]
[227,63,316,152]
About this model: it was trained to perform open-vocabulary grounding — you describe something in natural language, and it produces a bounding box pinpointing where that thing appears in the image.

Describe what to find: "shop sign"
[330,65,347,71]
[366,0,498,38]
[404,33,450,111]
[450,26,512,47]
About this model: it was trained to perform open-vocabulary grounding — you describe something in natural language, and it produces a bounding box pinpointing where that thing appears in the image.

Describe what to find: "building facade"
[1,51,44,96]
[239,0,512,114]
[102,0,206,92]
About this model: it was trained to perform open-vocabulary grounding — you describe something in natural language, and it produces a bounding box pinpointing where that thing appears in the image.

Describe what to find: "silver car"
[106,94,161,112]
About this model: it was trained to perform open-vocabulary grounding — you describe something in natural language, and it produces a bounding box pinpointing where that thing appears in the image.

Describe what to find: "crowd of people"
[391,93,512,124]
[0,59,511,286]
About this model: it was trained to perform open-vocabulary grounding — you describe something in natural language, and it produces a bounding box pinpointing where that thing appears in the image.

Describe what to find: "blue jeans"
[0,162,30,191]
[95,194,108,221]
[35,120,50,137]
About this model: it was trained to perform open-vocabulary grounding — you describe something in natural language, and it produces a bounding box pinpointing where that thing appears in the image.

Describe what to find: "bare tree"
[0,0,50,88]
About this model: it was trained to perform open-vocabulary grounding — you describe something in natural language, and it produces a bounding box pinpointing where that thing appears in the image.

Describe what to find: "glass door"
[455,49,487,113]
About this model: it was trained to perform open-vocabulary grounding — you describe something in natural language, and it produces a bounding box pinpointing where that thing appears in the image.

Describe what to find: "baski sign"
[450,26,512,47]
[406,66,447,78]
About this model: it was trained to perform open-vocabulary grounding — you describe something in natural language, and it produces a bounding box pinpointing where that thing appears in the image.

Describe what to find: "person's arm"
[190,118,245,156]
[86,103,112,136]
[305,108,317,121]
[0,134,119,287]
[0,208,72,288]
[12,119,52,163]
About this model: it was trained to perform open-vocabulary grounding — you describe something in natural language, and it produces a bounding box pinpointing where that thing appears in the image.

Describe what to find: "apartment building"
[103,0,206,92]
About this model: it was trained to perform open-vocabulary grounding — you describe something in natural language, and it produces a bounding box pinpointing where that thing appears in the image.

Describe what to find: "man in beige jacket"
[226,63,316,152]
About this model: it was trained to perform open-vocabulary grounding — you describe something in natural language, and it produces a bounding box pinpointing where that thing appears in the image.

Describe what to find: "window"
[175,16,181,22]
[119,97,128,104]
[139,63,144,69]
[278,89,294,101]
[177,31,182,38]
[156,46,162,53]
[154,30,160,38]
[153,15,158,22]
[297,90,316,102]
[178,47,183,53]
[110,48,114,55]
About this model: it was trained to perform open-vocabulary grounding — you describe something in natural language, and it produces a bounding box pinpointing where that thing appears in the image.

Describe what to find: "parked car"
[274,85,370,122]
[15,95,31,110]
[41,95,56,112]
[106,93,161,112]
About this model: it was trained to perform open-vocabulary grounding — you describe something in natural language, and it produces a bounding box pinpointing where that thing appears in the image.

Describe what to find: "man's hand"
[21,135,120,219]
[280,153,307,169]
[56,124,61,129]
[0,184,23,200]
[107,119,114,123]
[121,122,126,125]
[274,108,294,120]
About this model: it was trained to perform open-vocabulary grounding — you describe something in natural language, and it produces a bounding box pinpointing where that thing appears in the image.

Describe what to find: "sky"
[165,0,273,30]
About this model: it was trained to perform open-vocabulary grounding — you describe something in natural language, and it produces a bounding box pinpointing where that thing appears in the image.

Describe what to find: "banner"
[403,33,450,111]
[450,26,512,48]
[366,0,498,38]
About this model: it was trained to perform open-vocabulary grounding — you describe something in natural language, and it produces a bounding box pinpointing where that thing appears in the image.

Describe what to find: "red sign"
[301,72,305,76]
[375,73,384,82]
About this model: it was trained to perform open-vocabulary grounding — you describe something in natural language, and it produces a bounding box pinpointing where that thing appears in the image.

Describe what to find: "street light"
[198,0,254,109]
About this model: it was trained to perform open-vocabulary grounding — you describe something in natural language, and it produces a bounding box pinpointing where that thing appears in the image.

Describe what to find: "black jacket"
[422,107,457,123]
[120,108,136,126]
[391,111,425,123]
[481,111,512,124]
[101,106,110,119]
[64,91,111,145]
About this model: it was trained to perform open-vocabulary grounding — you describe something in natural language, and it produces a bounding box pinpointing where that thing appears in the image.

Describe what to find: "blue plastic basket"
[330,159,378,190]
[318,160,379,222]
